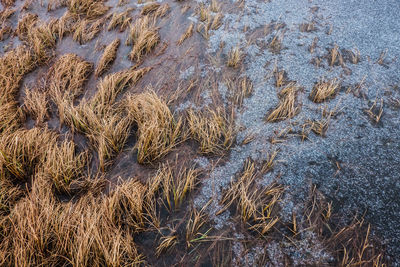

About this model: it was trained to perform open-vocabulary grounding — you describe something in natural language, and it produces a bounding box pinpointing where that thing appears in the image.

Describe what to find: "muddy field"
[0,0,399,265]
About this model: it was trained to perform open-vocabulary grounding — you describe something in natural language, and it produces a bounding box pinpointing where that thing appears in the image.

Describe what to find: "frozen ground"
[2,0,399,264]
[188,0,400,264]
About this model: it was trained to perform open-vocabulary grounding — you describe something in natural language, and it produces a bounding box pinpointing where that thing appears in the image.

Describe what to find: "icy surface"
[187,0,400,264]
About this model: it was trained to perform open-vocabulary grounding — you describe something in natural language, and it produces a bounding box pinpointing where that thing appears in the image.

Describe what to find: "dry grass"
[49,54,93,124]
[73,18,106,44]
[301,186,387,266]
[125,91,182,164]
[61,67,149,170]
[95,38,120,77]
[186,108,235,155]
[177,22,194,45]
[104,178,147,230]
[309,37,318,53]
[23,89,49,125]
[309,78,340,103]
[0,128,57,182]
[156,234,177,257]
[43,139,89,193]
[16,15,57,63]
[211,13,223,30]
[107,8,133,31]
[227,46,242,68]
[266,83,300,122]
[329,44,344,67]
[0,179,24,217]
[126,15,160,62]
[273,67,287,88]
[0,46,39,133]
[49,54,93,99]
[16,13,38,39]
[269,31,285,54]
[49,12,76,39]
[153,3,170,18]
[186,206,208,248]
[147,163,199,211]
[198,4,209,22]
[299,22,316,32]
[91,113,133,171]
[0,174,145,266]
[227,77,253,108]
[218,159,284,234]
[141,3,161,15]
[365,98,384,124]
[91,67,150,114]
[68,0,110,19]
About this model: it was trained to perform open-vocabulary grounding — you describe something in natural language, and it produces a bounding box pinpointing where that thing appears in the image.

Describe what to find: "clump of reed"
[186,108,235,155]
[95,38,120,77]
[42,139,90,193]
[309,78,340,103]
[147,163,199,211]
[0,128,57,182]
[107,8,133,31]
[126,15,160,62]
[67,0,110,19]
[73,17,106,44]
[266,83,301,122]
[0,174,145,266]
[23,89,49,125]
[124,91,182,164]
[218,159,284,235]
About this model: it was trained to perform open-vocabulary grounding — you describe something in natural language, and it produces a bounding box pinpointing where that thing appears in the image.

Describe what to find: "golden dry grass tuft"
[73,18,106,44]
[23,89,49,125]
[0,174,145,266]
[226,77,253,108]
[186,108,235,155]
[90,67,151,114]
[125,91,182,164]
[156,163,198,211]
[0,179,24,217]
[218,159,284,235]
[365,98,384,124]
[104,178,147,230]
[329,44,344,67]
[42,139,90,193]
[141,3,161,15]
[126,15,160,62]
[177,22,194,45]
[107,8,133,31]
[227,46,242,68]
[156,234,177,257]
[309,78,340,103]
[67,0,110,19]
[95,38,120,77]
[186,206,209,248]
[16,13,38,39]
[266,83,301,122]
[0,46,39,133]
[49,53,93,99]
[0,128,58,182]
[61,67,149,170]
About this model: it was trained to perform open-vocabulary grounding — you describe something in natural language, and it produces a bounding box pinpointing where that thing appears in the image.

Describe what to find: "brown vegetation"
[186,108,235,155]
[266,83,301,122]
[95,38,120,77]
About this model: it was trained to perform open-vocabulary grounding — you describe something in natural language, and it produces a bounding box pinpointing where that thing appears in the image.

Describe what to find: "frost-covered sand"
[186,0,400,264]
